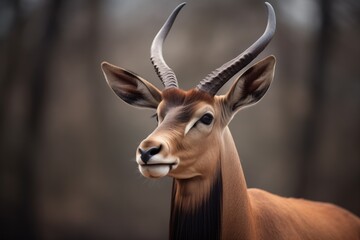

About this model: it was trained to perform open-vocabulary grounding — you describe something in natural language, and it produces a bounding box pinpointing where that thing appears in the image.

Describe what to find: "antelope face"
[136,88,222,179]
[101,2,276,179]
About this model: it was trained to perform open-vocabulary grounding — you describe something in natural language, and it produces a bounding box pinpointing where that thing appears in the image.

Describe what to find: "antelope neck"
[169,127,255,240]
[220,127,255,239]
[169,171,222,240]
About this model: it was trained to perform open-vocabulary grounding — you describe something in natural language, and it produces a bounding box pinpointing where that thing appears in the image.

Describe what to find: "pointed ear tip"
[265,55,276,68]
[101,61,110,70]
[268,55,276,61]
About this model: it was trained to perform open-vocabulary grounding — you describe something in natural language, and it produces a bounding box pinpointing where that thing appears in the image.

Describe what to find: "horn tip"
[174,2,186,12]
[176,2,186,12]
[264,2,275,15]
[264,2,272,7]
[264,2,276,31]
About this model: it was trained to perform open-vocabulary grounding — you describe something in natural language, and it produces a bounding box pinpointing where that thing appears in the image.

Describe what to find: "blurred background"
[0,0,359,239]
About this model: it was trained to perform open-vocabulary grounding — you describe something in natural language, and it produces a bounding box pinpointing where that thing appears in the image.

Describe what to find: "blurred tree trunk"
[0,0,22,136]
[295,0,334,197]
[0,0,25,237]
[0,0,65,238]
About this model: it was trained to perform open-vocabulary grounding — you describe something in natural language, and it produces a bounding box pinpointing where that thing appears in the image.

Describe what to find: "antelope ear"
[224,56,276,113]
[101,62,162,109]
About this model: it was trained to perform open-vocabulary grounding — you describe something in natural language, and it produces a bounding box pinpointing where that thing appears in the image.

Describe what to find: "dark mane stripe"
[169,171,222,240]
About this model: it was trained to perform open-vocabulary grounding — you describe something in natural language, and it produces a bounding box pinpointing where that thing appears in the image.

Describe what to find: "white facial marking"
[184,107,215,136]
[139,165,170,178]
[184,118,199,135]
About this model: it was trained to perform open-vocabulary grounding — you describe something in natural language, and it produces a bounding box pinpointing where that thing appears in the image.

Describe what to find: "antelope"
[101,2,360,240]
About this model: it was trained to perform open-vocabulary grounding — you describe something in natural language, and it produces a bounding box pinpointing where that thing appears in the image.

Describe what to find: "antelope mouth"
[138,160,179,178]
[140,162,177,168]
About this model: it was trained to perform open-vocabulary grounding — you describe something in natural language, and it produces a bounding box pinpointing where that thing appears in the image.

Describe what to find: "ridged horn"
[150,2,186,89]
[196,2,276,95]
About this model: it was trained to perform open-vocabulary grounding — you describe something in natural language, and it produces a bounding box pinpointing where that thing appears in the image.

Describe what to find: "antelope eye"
[199,113,213,125]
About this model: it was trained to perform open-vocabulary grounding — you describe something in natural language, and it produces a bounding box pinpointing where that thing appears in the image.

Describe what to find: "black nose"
[139,145,162,164]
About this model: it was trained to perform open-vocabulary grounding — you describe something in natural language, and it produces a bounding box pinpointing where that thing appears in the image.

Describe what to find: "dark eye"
[199,113,213,125]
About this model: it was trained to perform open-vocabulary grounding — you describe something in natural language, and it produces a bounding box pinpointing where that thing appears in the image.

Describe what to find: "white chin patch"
[139,165,170,178]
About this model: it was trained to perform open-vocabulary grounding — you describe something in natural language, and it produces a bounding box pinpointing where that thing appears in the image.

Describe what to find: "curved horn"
[196,2,276,95]
[151,3,186,89]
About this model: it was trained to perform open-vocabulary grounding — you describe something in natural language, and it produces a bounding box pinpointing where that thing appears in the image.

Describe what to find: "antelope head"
[102,2,276,180]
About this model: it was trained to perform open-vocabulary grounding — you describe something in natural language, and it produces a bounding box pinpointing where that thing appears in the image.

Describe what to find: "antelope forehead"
[157,88,216,124]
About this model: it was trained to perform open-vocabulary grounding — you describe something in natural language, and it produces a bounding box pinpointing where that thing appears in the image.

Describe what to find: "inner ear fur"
[224,55,276,113]
[101,62,162,109]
